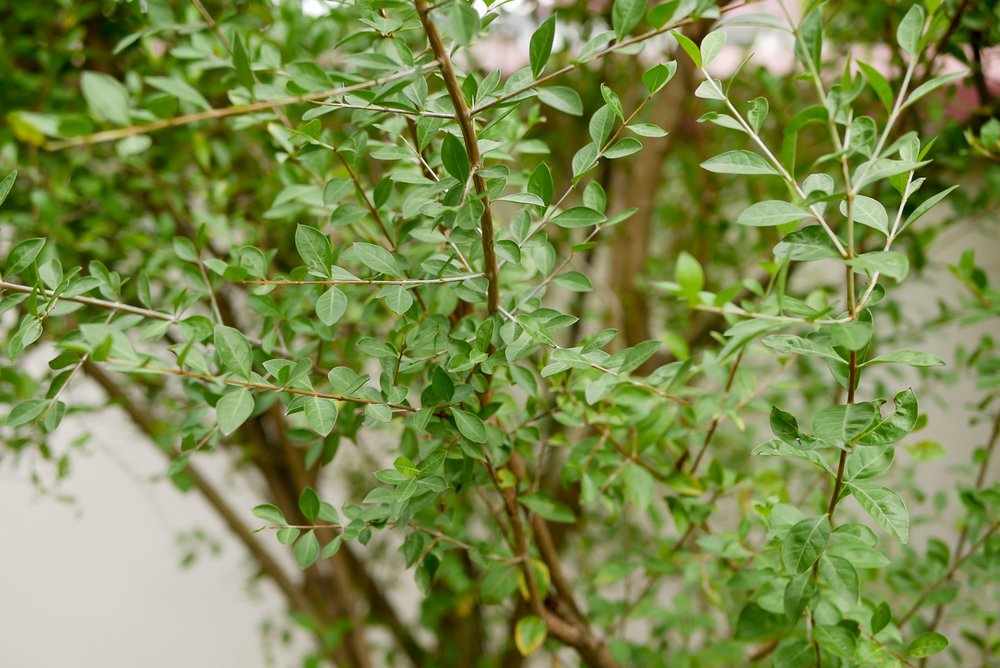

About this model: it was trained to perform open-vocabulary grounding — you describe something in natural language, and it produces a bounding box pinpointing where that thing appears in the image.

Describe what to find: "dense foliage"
[2,0,999,666]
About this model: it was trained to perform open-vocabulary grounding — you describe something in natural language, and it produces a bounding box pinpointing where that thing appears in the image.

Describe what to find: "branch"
[415,0,500,314]
[43,63,439,151]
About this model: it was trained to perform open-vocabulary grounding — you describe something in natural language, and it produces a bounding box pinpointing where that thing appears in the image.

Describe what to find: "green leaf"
[847,251,909,281]
[529,15,556,78]
[552,206,606,228]
[252,504,286,525]
[528,163,554,206]
[446,1,479,45]
[902,71,964,110]
[293,530,320,569]
[845,444,894,481]
[672,30,702,67]
[553,271,593,292]
[6,399,48,427]
[859,389,918,446]
[827,321,873,351]
[747,97,768,134]
[146,75,212,111]
[845,195,889,234]
[0,170,16,208]
[299,487,320,522]
[519,493,576,523]
[903,185,958,230]
[783,572,815,620]
[304,396,338,436]
[589,105,615,145]
[896,4,925,56]
[81,71,130,125]
[628,122,668,137]
[295,224,332,276]
[857,61,893,113]
[214,325,253,377]
[862,349,944,368]
[232,35,254,89]
[441,133,470,182]
[642,61,677,95]
[316,287,348,326]
[814,624,857,659]
[906,632,948,658]
[216,386,255,435]
[701,150,778,176]
[537,86,583,116]
[737,200,811,227]
[612,0,645,40]
[871,602,891,634]
[847,481,909,543]
[514,615,547,655]
[604,137,642,159]
[774,641,813,668]
[8,316,43,360]
[381,285,413,314]
[481,565,520,604]
[762,335,843,363]
[700,29,726,67]
[811,402,880,446]
[782,515,831,573]
[453,408,487,443]
[675,251,704,302]
[345,242,400,277]
[5,238,46,276]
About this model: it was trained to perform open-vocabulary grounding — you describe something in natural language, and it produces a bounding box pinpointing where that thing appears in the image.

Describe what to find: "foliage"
[2,0,998,666]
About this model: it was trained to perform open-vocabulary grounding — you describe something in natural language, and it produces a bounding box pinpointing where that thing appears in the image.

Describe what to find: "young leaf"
[552,206,605,229]
[295,224,332,277]
[844,195,889,234]
[846,251,909,281]
[612,0,645,41]
[293,530,320,569]
[452,408,487,443]
[537,86,583,116]
[675,251,704,303]
[441,133,470,182]
[232,35,254,89]
[906,632,948,658]
[304,396,338,436]
[895,4,925,56]
[847,481,909,543]
[316,287,348,326]
[857,61,893,113]
[216,386,255,435]
[146,76,212,111]
[81,71,130,125]
[529,15,556,78]
[701,150,778,176]
[5,238,46,276]
[0,170,16,208]
[299,487,320,523]
[736,200,811,227]
[672,30,702,67]
[642,61,677,96]
[519,493,576,523]
[214,325,253,377]
[514,615,547,655]
[252,504,287,525]
[700,29,726,67]
[345,242,401,277]
[861,349,944,368]
[782,515,831,573]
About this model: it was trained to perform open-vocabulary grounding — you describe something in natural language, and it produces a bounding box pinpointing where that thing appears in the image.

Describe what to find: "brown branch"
[415,0,500,314]
[44,63,439,151]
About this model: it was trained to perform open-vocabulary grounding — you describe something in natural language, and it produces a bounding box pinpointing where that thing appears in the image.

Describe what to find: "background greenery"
[1,0,998,666]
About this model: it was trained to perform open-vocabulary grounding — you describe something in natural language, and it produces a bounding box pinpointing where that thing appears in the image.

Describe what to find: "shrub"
[2,0,998,666]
